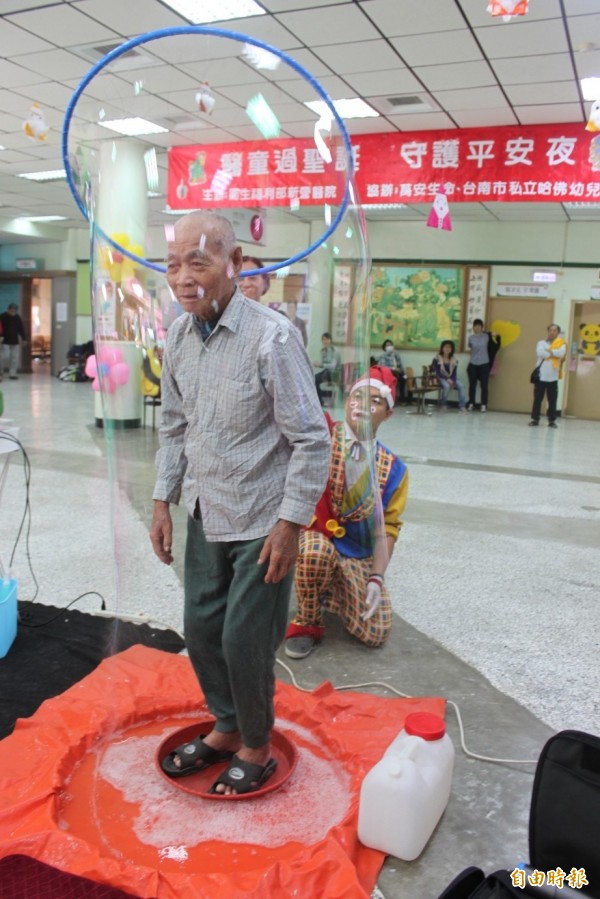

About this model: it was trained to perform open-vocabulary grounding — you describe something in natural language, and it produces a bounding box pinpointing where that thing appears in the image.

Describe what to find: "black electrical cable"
[19,591,107,627]
[0,430,109,627]
[0,430,38,601]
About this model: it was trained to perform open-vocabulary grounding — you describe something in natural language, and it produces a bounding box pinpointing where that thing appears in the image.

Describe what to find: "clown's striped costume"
[289,420,408,647]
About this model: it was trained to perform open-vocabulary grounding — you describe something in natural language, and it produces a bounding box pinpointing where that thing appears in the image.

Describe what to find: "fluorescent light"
[581,77,600,100]
[17,169,66,182]
[17,215,68,222]
[305,98,379,120]
[0,145,5,151]
[161,0,265,23]
[98,117,168,136]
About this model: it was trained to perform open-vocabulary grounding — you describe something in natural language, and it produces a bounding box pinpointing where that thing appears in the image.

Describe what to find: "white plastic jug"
[357,711,455,860]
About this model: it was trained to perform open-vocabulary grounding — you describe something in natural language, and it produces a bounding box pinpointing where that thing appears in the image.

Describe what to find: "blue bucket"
[0,578,17,658]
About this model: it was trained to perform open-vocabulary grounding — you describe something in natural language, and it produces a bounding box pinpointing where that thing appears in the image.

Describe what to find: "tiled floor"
[1,370,598,898]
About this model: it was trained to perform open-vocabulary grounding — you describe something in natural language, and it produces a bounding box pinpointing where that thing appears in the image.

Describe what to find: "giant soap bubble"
[46,24,395,893]
[62,27,377,612]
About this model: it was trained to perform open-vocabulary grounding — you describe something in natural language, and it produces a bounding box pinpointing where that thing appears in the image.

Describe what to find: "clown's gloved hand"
[361,576,383,621]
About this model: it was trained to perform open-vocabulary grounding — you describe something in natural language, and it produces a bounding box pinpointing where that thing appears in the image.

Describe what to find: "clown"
[285,366,408,659]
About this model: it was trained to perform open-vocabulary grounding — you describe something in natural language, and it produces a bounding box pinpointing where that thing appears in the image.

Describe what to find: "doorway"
[564,301,600,421]
[487,297,554,414]
[31,279,52,374]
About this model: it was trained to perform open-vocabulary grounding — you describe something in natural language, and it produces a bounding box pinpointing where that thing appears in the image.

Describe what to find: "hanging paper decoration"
[487,0,529,21]
[242,43,281,71]
[586,99,600,132]
[246,94,281,139]
[23,102,49,142]
[426,186,452,232]
[195,83,215,115]
[210,169,233,200]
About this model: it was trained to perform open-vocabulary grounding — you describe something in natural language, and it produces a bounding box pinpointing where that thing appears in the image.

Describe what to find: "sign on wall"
[168,123,600,210]
[496,283,549,298]
[463,266,490,350]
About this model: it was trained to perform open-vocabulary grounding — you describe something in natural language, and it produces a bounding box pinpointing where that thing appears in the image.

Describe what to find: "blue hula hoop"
[62,26,354,277]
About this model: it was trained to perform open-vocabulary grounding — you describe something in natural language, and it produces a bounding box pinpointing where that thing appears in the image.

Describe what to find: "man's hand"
[361,580,383,621]
[258,519,300,584]
[150,500,174,565]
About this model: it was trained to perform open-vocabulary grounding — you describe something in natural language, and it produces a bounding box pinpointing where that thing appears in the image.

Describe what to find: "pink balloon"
[91,377,101,392]
[85,355,97,378]
[98,345,124,366]
[103,376,117,394]
[111,362,130,386]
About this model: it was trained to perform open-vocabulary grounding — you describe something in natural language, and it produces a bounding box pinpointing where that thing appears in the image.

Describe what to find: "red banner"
[167,122,600,209]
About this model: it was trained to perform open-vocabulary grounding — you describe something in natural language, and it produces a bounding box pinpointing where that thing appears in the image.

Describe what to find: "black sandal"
[209,755,278,795]
[161,734,234,778]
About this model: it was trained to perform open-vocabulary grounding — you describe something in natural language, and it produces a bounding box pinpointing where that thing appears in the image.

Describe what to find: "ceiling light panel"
[98,117,168,136]
[161,0,266,24]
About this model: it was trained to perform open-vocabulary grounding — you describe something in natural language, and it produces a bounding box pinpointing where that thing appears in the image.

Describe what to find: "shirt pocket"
[213,375,267,436]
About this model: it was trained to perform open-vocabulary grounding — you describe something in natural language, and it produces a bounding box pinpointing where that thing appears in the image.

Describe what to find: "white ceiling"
[1,0,600,245]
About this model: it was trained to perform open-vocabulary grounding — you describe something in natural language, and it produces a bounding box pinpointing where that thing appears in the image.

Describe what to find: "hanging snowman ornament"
[487,0,529,22]
[196,83,215,115]
[23,102,49,142]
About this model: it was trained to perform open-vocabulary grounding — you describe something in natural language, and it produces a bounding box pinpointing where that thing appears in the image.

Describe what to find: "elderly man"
[150,212,330,794]
[529,323,566,428]
[284,365,408,660]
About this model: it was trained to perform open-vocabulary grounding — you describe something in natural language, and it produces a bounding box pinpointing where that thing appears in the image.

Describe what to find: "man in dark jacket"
[0,304,27,380]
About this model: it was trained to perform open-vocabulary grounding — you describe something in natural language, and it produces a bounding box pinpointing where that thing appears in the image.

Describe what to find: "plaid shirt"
[153,288,331,541]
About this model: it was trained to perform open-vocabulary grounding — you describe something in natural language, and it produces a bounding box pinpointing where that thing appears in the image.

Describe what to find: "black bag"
[530,364,542,384]
[437,730,600,898]
[488,332,501,364]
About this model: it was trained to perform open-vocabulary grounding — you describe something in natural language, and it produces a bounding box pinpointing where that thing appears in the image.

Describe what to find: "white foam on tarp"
[158,845,189,862]
[97,729,351,849]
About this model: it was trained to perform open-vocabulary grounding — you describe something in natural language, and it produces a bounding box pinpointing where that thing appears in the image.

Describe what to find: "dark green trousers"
[184,515,291,748]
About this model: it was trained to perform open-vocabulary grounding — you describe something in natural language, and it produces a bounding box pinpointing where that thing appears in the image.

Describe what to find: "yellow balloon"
[110,232,130,248]
[490,319,521,349]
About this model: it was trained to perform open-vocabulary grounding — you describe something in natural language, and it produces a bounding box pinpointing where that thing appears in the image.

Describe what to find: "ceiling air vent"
[382,93,438,113]
[388,95,426,107]
[71,40,156,71]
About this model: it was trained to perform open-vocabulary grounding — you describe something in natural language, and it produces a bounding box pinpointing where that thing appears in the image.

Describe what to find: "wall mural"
[370,264,464,351]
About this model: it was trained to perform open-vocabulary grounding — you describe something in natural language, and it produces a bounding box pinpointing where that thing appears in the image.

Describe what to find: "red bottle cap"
[404,712,446,741]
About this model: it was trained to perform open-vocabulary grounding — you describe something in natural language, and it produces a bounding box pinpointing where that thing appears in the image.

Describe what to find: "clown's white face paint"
[346,386,391,441]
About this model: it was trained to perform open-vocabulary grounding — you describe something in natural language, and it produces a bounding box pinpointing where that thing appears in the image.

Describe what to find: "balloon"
[111,362,130,386]
[84,355,97,378]
[98,346,123,366]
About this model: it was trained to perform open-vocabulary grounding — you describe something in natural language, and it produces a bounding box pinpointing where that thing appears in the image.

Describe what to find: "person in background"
[0,304,27,381]
[466,319,501,412]
[378,338,406,404]
[286,300,308,347]
[150,212,330,795]
[529,323,566,428]
[284,365,408,659]
[313,332,341,406]
[431,340,467,412]
[239,255,270,302]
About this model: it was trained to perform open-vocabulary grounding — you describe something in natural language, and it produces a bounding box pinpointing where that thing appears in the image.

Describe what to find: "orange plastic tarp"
[0,645,445,898]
